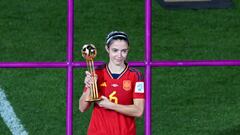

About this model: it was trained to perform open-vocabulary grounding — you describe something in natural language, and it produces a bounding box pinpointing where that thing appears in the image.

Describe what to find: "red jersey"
[87,64,145,135]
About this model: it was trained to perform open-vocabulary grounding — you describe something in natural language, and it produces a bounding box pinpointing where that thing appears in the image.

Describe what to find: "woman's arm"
[79,87,91,112]
[97,96,144,118]
[79,71,95,112]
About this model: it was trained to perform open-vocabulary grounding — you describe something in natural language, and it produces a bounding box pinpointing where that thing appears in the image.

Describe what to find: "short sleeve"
[132,71,145,99]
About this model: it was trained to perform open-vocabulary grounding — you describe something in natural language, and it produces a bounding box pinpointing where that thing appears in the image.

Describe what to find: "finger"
[93,74,98,80]
[85,71,91,76]
[85,76,90,82]
[84,78,92,87]
[91,77,97,83]
[97,101,102,106]
[93,73,98,78]
[85,83,91,88]
[84,78,90,85]
[85,76,93,83]
[101,96,107,100]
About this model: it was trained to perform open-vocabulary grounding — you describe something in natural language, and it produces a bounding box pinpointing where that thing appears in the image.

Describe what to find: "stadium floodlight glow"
[1,0,240,135]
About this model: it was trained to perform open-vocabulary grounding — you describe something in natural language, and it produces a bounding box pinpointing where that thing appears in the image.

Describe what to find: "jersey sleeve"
[132,70,145,99]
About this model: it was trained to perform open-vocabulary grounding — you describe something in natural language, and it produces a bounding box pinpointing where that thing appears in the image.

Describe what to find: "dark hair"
[105,31,129,48]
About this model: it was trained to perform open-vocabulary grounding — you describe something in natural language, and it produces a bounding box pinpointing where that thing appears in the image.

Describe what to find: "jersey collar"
[106,63,128,79]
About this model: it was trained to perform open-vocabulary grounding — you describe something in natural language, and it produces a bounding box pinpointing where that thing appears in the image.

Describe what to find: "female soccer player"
[79,31,145,135]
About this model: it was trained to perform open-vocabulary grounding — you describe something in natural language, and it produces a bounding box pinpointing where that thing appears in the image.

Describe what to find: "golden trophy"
[82,44,101,102]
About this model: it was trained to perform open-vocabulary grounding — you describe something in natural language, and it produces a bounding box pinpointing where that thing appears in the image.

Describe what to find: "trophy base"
[86,98,102,102]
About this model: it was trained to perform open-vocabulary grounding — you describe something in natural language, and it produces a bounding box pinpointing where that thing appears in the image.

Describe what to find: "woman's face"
[106,40,129,66]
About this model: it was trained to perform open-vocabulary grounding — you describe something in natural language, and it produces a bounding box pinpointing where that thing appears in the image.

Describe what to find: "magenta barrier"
[72,61,145,67]
[66,64,73,135]
[1,60,240,68]
[72,61,105,67]
[150,60,240,67]
[66,0,74,134]
[145,0,152,134]
[0,62,67,68]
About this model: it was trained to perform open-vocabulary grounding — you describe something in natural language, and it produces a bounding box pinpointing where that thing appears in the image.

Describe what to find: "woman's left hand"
[97,96,114,109]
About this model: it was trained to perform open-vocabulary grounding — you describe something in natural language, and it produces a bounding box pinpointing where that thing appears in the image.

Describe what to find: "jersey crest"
[123,80,131,91]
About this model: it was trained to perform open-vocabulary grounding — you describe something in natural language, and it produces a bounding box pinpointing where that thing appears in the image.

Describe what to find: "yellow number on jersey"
[109,91,118,104]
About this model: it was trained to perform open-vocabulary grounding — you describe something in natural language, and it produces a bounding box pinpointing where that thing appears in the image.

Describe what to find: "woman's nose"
[117,52,122,57]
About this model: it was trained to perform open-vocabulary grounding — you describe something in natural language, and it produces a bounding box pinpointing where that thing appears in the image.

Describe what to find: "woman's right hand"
[84,71,97,89]
[80,71,97,112]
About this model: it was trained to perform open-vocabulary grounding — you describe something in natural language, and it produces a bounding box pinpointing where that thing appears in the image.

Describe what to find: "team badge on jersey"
[135,82,144,93]
[123,80,131,91]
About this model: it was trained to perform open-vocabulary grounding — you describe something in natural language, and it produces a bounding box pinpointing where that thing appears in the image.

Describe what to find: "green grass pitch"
[1,0,240,135]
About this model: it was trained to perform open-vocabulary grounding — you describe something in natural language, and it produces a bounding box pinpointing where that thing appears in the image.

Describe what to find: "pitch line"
[0,88,28,135]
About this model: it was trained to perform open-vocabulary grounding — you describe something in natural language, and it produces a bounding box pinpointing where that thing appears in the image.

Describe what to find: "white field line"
[0,88,28,135]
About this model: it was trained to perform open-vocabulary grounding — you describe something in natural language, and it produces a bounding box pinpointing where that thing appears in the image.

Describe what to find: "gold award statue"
[82,44,101,102]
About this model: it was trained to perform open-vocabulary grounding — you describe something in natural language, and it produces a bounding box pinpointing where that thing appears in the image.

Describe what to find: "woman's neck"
[108,62,126,74]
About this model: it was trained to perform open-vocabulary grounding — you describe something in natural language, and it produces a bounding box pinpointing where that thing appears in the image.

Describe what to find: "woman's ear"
[105,45,109,53]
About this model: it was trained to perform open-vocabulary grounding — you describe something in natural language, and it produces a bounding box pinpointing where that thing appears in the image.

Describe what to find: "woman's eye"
[122,50,128,53]
[112,49,118,52]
